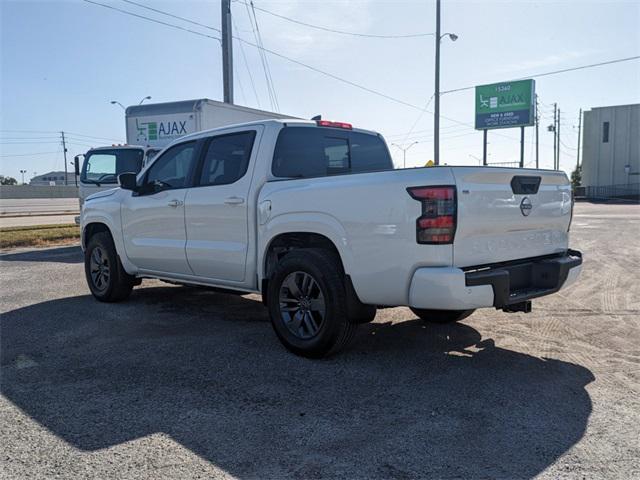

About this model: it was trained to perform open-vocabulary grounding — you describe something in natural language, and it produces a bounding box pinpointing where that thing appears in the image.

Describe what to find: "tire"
[84,231,135,302]
[267,248,357,358]
[409,308,475,324]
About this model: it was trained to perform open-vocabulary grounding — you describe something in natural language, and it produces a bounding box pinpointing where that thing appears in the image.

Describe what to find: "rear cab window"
[272,126,393,179]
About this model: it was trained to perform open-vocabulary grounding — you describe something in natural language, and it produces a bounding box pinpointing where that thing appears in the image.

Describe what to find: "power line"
[233,17,261,107]
[83,0,221,42]
[65,132,126,142]
[234,0,434,39]
[121,0,222,33]
[400,94,435,144]
[441,56,640,94]
[0,151,60,157]
[78,0,574,150]
[0,141,61,145]
[0,129,59,134]
[245,0,279,111]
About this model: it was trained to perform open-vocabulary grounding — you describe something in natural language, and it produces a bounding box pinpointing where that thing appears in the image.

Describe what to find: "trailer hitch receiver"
[502,301,532,313]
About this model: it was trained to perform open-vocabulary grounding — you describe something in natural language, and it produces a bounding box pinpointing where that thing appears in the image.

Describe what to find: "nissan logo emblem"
[520,197,533,216]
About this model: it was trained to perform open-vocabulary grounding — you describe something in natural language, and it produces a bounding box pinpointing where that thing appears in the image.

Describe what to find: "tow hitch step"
[502,301,532,313]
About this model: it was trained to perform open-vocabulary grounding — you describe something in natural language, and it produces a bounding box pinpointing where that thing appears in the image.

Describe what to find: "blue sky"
[1,0,639,181]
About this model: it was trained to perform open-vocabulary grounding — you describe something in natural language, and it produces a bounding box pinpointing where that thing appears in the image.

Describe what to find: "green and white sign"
[126,113,196,148]
[475,79,535,130]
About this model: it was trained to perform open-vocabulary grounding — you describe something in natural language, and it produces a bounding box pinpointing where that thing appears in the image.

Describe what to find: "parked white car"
[81,119,582,357]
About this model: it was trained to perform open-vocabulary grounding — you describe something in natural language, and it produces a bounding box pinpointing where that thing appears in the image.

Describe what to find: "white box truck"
[125,98,295,148]
[74,99,295,222]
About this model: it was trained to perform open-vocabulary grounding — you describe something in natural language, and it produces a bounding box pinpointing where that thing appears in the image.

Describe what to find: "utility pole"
[557,108,561,171]
[433,0,441,165]
[535,95,539,169]
[519,126,525,168]
[576,108,582,170]
[61,131,68,185]
[221,0,234,104]
[553,103,557,170]
[482,130,488,166]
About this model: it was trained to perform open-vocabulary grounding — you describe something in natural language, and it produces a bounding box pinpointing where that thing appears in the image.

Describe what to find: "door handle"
[167,199,183,207]
[224,196,245,205]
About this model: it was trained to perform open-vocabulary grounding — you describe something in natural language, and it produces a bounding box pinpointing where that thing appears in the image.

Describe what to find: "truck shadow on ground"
[1,285,594,479]
[0,245,82,264]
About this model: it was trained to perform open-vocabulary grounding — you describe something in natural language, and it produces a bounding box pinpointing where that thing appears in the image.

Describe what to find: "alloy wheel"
[89,246,110,292]
[278,271,326,339]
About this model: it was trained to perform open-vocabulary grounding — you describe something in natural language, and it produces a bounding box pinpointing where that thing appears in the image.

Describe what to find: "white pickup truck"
[81,119,582,357]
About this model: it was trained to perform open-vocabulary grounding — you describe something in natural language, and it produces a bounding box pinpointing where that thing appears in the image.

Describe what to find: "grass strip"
[0,224,80,249]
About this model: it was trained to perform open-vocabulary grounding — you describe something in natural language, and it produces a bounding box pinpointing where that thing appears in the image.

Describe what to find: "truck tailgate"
[451,167,572,268]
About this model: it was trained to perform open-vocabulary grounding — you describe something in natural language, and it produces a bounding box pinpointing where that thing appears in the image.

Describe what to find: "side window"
[199,131,256,186]
[85,154,116,182]
[602,121,610,143]
[272,127,393,178]
[145,142,196,190]
[350,132,393,172]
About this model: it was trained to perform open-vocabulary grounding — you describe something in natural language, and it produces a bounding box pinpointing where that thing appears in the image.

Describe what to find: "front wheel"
[410,308,475,324]
[85,232,135,302]
[267,249,357,358]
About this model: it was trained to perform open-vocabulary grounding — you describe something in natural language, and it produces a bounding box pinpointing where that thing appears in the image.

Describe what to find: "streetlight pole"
[433,0,457,166]
[138,96,152,105]
[434,0,441,166]
[392,141,419,168]
[110,100,125,110]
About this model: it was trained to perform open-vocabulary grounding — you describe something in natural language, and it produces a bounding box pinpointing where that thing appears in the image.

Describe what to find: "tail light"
[316,120,353,130]
[407,186,457,244]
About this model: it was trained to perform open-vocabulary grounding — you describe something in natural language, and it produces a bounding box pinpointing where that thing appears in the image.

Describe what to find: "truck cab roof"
[175,118,382,145]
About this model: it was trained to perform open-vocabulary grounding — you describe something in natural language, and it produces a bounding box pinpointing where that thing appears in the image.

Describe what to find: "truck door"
[121,141,198,275]
[183,127,262,282]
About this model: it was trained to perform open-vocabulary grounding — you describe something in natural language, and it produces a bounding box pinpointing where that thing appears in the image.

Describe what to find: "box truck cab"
[74,146,160,218]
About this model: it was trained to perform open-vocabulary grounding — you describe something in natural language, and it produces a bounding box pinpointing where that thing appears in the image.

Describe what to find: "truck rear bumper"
[408,250,582,310]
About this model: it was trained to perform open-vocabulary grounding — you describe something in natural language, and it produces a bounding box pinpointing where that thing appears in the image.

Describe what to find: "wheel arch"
[82,219,136,275]
[260,231,371,319]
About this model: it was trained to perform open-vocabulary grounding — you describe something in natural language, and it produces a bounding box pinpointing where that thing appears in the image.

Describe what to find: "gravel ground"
[1,202,638,479]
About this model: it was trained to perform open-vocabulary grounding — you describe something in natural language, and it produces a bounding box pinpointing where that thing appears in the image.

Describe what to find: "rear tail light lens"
[407,186,457,244]
[316,120,353,129]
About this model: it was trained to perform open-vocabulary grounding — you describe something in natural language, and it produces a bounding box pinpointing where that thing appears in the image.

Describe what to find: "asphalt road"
[0,198,79,227]
[1,202,639,479]
[0,198,79,215]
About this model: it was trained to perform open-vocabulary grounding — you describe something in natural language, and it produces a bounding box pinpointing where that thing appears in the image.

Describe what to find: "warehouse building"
[581,103,639,200]
[29,171,77,186]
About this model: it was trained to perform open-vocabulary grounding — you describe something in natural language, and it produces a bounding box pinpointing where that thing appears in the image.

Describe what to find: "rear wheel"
[410,308,475,324]
[85,231,135,302]
[267,249,356,358]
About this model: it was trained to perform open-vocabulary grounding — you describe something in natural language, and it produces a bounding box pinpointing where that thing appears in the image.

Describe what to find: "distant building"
[581,103,639,199]
[30,171,77,186]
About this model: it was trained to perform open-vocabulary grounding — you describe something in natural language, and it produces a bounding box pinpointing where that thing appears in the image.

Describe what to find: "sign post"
[475,79,535,168]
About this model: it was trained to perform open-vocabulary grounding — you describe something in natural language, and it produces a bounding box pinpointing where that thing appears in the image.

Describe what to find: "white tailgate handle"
[224,196,245,205]
[167,199,184,208]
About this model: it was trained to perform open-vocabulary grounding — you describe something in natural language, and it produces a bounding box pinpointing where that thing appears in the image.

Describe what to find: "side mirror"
[118,172,138,191]
[74,155,81,176]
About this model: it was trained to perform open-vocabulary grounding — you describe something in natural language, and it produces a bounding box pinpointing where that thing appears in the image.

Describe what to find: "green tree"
[0,175,18,185]
[570,165,582,190]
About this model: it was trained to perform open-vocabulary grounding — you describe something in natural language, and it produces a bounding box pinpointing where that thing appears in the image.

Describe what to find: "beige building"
[581,103,639,199]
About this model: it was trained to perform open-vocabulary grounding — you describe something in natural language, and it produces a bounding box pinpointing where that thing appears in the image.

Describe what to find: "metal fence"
[579,183,640,201]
